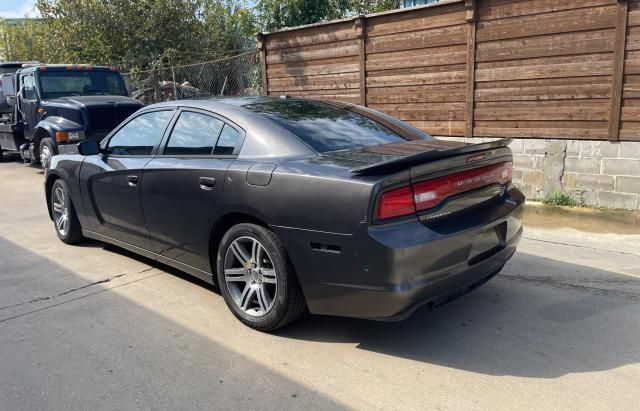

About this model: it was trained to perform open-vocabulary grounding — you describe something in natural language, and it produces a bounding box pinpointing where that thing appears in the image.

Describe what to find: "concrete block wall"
[437,137,640,210]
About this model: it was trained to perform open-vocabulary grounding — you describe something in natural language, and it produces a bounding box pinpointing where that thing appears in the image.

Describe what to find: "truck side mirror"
[77,140,100,156]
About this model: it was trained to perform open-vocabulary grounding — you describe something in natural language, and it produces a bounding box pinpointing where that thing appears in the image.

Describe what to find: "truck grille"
[87,106,140,132]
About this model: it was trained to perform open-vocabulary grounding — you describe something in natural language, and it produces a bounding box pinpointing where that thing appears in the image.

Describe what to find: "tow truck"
[0,63,143,167]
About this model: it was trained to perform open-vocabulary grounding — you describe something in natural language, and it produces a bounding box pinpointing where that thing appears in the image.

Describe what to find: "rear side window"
[106,110,173,155]
[165,111,224,155]
[213,125,241,155]
[243,100,426,153]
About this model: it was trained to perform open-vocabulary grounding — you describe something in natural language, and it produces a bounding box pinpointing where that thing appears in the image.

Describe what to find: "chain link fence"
[123,50,262,105]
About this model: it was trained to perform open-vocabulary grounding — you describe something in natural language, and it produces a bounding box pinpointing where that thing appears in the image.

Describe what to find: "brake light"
[376,186,415,220]
[375,162,512,221]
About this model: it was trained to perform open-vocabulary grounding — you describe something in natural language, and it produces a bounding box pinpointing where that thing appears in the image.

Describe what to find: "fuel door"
[246,163,277,186]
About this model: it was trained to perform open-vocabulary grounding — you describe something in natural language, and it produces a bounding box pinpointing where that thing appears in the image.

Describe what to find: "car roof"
[142,97,320,159]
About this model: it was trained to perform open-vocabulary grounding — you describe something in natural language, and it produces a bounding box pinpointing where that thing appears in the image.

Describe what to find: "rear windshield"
[242,100,428,153]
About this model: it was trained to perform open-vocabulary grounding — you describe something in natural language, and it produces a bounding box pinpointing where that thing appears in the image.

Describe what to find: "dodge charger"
[45,97,524,331]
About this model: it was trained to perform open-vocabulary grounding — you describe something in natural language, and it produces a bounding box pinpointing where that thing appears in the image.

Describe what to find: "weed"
[543,190,585,207]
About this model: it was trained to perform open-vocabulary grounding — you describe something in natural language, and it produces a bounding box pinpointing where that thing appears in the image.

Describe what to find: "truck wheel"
[216,223,307,331]
[51,179,84,244]
[39,138,56,171]
[0,149,3,162]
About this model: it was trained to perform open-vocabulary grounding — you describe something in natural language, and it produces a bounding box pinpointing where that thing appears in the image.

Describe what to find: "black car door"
[80,109,175,250]
[141,108,244,273]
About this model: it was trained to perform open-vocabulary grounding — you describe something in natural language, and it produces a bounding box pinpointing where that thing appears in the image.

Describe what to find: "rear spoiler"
[351,138,512,175]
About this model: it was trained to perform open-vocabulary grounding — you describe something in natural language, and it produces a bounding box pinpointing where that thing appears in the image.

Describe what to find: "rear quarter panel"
[222,158,378,235]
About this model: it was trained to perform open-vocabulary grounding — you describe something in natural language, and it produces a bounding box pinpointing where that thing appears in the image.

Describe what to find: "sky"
[0,0,37,18]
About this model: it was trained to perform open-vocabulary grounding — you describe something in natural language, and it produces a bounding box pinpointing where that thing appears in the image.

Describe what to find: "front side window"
[39,70,128,99]
[22,75,37,100]
[106,110,173,156]
[165,112,224,156]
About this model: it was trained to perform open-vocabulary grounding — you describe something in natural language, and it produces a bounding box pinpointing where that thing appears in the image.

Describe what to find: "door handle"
[127,175,139,187]
[199,177,216,191]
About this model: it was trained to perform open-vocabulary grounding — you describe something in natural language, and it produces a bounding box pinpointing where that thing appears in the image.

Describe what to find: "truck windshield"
[39,71,128,99]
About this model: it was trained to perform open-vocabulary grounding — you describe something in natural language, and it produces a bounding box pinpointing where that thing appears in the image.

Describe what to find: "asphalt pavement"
[1,155,639,410]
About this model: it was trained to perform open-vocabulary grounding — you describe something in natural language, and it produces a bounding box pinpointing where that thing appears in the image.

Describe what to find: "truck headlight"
[68,131,85,141]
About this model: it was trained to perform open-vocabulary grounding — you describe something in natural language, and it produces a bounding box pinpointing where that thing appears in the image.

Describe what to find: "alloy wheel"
[52,187,69,237]
[223,236,278,317]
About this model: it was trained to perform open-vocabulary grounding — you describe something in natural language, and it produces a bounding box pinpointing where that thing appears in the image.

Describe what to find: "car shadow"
[99,242,220,294]
[273,252,640,379]
[0,153,24,163]
[0,235,341,409]
[47,238,640,380]
[0,153,42,173]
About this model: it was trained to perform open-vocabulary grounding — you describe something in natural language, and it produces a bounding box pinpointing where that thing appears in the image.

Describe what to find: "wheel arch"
[33,127,53,158]
[208,212,271,275]
[45,172,61,221]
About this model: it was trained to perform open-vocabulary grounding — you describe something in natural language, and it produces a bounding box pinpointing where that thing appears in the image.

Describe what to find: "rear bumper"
[336,230,519,321]
[274,187,524,320]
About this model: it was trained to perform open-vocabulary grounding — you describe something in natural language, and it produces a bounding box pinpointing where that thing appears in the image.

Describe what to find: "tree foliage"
[0,0,401,69]
[349,0,400,15]
[0,19,50,63]
[255,0,350,32]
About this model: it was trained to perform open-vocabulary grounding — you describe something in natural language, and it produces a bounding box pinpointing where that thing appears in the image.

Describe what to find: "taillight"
[375,162,512,221]
[413,162,512,211]
[376,186,415,220]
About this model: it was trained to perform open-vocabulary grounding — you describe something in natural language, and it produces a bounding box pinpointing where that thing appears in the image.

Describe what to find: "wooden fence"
[258,0,640,142]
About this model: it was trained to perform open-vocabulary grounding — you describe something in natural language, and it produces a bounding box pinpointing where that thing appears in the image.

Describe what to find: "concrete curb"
[523,200,640,235]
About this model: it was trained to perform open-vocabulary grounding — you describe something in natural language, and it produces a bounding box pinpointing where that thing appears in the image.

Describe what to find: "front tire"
[51,179,84,244]
[216,223,306,331]
[39,138,56,171]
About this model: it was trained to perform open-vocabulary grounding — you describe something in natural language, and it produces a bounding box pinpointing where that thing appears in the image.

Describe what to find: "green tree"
[349,0,400,15]
[255,0,350,31]
[2,0,401,68]
[200,0,257,55]
[0,19,49,62]
[34,0,204,70]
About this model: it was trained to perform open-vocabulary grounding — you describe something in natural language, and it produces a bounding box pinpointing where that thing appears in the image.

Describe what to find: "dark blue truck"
[0,63,142,168]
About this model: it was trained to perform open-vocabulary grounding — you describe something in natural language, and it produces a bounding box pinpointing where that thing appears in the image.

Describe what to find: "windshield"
[242,100,429,153]
[39,70,128,99]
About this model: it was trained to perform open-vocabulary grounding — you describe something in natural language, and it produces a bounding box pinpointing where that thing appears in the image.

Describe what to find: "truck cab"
[0,64,143,168]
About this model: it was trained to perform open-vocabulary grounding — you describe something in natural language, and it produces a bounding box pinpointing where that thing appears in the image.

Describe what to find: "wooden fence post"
[609,0,628,141]
[355,16,367,107]
[257,33,269,97]
[465,0,477,138]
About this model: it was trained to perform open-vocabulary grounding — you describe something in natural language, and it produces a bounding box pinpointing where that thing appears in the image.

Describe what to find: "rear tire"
[51,179,84,244]
[216,223,306,331]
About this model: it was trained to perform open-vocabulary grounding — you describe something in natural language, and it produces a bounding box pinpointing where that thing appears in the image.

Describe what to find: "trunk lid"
[320,138,515,226]
[320,138,511,176]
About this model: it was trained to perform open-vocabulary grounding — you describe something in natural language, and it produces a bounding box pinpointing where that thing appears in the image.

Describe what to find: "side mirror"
[77,140,100,156]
